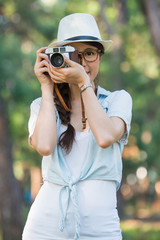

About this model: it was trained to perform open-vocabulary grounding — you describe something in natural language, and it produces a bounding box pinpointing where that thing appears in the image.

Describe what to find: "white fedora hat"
[48,13,113,52]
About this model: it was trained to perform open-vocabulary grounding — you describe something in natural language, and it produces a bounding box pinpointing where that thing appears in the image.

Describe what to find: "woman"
[22,13,132,240]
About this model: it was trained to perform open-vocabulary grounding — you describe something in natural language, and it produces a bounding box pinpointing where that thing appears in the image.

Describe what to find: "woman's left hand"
[48,57,90,88]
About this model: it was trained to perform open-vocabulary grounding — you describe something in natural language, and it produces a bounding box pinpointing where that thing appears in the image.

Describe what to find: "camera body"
[45,46,75,68]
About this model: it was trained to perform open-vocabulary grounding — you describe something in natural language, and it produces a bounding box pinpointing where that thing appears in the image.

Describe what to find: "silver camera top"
[45,46,75,54]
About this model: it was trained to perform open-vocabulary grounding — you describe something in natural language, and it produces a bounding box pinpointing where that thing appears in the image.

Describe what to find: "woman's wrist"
[78,75,90,89]
[80,83,93,94]
[41,83,54,102]
[41,82,54,93]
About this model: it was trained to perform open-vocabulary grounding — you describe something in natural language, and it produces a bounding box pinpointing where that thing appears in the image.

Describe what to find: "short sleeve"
[28,97,58,144]
[28,98,41,139]
[103,90,132,145]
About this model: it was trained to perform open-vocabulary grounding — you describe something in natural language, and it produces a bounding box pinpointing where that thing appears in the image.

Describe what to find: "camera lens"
[50,53,64,68]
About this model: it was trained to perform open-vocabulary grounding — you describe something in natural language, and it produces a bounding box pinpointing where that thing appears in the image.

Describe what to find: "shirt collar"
[97,86,111,99]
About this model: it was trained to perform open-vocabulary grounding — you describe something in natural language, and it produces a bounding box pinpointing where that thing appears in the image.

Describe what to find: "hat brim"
[48,39,113,52]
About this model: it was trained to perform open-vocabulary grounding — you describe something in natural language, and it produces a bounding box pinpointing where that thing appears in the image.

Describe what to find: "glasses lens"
[84,49,98,62]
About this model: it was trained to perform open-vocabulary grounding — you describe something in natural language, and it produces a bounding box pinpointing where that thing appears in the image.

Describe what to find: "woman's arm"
[29,47,57,156]
[81,87,126,148]
[47,57,130,148]
[30,85,57,156]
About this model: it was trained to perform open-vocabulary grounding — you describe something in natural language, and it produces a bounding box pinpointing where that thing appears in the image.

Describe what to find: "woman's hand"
[34,47,53,88]
[48,57,90,88]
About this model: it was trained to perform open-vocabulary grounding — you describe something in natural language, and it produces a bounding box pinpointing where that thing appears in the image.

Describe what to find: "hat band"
[64,36,101,41]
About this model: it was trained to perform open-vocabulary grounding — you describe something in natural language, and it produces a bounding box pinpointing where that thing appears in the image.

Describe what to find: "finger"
[48,66,66,83]
[36,47,48,62]
[35,60,49,75]
[34,59,48,72]
[48,63,65,78]
[34,65,49,76]
[39,53,49,61]
[39,67,49,74]
[50,74,66,83]
[48,70,65,83]
[36,47,48,54]
[39,59,49,68]
[36,53,49,64]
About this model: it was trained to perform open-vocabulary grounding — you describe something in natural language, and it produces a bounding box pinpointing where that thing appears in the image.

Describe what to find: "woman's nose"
[80,56,87,66]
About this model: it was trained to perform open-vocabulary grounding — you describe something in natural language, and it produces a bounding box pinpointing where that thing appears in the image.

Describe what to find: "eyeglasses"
[77,48,101,62]
[71,48,101,63]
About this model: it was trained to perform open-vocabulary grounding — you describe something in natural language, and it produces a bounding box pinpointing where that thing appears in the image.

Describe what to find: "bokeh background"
[0,0,160,239]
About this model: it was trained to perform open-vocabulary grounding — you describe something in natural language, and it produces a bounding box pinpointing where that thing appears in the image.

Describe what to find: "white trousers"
[22,181,122,240]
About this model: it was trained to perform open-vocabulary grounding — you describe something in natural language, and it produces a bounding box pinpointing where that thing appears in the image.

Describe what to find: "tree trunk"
[117,0,128,25]
[97,0,115,35]
[140,0,160,65]
[0,97,23,240]
[97,0,127,90]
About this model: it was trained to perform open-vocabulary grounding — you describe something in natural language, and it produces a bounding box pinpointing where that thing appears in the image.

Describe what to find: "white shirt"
[23,86,132,240]
[23,125,121,240]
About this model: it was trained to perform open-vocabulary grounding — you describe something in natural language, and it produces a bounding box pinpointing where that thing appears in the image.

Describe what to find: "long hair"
[54,42,104,153]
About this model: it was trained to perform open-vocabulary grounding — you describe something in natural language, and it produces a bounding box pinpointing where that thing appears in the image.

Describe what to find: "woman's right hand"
[31,48,57,156]
[34,47,53,87]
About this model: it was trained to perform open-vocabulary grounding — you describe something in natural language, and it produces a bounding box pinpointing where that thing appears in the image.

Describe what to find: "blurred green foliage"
[122,229,160,240]
[121,220,160,240]
[0,0,160,221]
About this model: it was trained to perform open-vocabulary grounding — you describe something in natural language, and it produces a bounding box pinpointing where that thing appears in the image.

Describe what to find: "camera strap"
[80,95,87,130]
[54,83,97,130]
[54,83,71,112]
[54,83,87,129]
[80,87,97,130]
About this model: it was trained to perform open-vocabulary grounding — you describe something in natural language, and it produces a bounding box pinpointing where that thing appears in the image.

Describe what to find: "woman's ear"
[99,55,103,62]
[99,53,104,62]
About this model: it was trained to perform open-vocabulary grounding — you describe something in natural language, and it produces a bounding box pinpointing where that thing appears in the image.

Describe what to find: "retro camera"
[45,46,76,68]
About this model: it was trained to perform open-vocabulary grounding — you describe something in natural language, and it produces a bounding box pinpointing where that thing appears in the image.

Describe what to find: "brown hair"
[53,83,75,153]
[86,42,104,56]
[54,42,104,153]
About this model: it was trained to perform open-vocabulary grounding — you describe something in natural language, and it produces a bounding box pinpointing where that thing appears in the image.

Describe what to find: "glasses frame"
[77,48,102,63]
